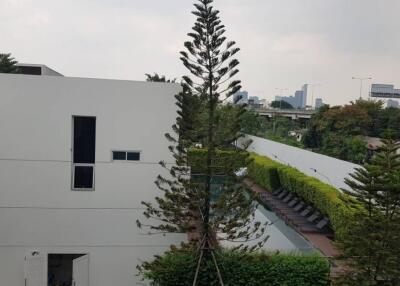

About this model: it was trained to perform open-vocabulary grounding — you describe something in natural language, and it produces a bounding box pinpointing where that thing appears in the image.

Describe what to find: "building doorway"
[48,254,89,286]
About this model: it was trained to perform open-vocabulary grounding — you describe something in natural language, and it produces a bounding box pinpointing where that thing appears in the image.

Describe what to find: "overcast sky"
[1,0,400,105]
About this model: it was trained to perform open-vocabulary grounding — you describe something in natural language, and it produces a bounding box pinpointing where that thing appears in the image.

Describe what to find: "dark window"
[127,152,140,161]
[73,166,94,189]
[112,151,141,161]
[18,66,42,75]
[113,151,126,160]
[73,117,96,164]
[72,116,96,190]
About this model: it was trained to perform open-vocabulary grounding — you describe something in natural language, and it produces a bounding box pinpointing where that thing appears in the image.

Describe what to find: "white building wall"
[0,74,184,286]
[238,135,360,190]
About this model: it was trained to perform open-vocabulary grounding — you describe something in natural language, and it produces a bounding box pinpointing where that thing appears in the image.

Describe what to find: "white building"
[0,67,184,286]
[301,84,308,108]
[387,99,399,108]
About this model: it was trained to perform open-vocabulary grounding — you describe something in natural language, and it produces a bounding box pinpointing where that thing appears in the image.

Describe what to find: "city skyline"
[1,0,400,105]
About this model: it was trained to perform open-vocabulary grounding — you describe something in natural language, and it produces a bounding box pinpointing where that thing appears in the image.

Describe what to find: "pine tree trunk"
[204,36,215,250]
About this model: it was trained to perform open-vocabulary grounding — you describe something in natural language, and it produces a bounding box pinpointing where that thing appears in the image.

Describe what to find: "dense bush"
[247,153,360,239]
[139,248,330,286]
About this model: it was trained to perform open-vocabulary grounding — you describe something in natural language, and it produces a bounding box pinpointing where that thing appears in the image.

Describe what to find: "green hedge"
[140,249,330,286]
[247,153,282,190]
[247,153,360,239]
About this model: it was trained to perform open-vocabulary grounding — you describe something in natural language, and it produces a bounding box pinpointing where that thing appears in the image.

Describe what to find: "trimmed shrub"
[139,248,331,286]
[247,153,360,239]
[247,153,282,190]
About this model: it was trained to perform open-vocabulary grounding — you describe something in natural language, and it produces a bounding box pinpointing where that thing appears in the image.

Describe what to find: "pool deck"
[244,179,343,276]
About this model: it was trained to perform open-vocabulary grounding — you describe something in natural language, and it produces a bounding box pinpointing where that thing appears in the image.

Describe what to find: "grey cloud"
[1,0,399,105]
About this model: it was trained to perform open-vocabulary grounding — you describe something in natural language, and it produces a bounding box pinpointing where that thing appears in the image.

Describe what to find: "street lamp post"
[352,76,372,100]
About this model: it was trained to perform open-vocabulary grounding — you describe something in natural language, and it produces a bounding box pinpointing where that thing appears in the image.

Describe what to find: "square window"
[73,166,94,189]
[127,152,140,161]
[113,151,127,160]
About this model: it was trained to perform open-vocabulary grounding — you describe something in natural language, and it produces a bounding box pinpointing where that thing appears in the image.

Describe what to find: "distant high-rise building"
[233,91,264,108]
[273,84,308,109]
[233,91,248,105]
[249,96,260,104]
[387,99,399,108]
[294,90,304,107]
[315,98,324,109]
[274,95,295,108]
[301,84,308,107]
[259,99,268,108]
[248,96,264,108]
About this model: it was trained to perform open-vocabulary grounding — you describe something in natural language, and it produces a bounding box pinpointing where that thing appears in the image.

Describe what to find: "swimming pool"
[223,203,316,253]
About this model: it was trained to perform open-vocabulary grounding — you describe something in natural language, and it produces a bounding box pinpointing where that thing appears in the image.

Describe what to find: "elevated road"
[253,108,316,119]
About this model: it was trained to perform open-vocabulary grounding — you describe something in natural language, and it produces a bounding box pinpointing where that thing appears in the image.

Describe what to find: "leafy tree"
[0,53,20,73]
[270,100,293,109]
[353,99,384,137]
[138,1,267,284]
[319,135,367,164]
[336,140,400,285]
[378,107,400,139]
[300,98,400,163]
[321,104,371,135]
[239,109,264,135]
[302,105,330,148]
[341,136,368,164]
[303,103,373,162]
[270,116,298,136]
[304,103,371,146]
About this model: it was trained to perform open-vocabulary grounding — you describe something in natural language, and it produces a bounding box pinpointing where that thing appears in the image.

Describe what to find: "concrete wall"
[0,73,184,286]
[238,135,360,190]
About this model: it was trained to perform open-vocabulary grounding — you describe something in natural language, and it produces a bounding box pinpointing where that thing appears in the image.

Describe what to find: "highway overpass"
[253,108,316,119]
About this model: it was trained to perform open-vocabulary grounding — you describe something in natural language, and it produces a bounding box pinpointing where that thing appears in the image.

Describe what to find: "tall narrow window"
[72,116,96,190]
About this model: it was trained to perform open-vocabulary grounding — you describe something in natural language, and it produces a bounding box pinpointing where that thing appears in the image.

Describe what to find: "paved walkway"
[244,179,343,276]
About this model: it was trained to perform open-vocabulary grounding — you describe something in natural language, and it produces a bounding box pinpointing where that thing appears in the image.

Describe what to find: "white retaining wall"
[238,135,360,190]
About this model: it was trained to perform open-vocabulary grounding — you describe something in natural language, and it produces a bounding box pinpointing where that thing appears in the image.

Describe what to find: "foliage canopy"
[0,53,19,73]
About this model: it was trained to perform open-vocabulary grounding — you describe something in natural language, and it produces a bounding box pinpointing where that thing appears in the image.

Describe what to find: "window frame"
[72,163,95,191]
[71,115,96,191]
[111,150,141,162]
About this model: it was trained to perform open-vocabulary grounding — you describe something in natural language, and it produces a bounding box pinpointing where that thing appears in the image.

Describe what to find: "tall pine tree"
[337,139,400,285]
[138,0,267,284]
